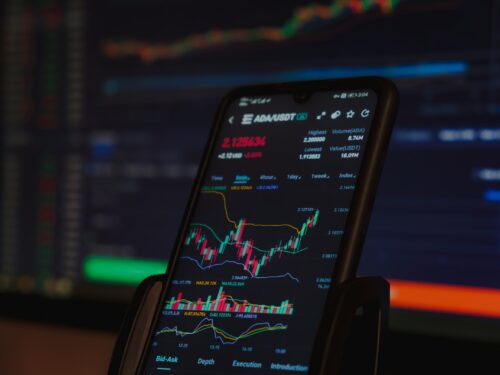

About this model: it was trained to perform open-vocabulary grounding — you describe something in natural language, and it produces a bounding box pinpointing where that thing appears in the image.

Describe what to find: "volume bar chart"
[166,287,294,315]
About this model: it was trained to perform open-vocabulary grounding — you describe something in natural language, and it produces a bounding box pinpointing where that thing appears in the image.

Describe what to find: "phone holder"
[108,275,389,375]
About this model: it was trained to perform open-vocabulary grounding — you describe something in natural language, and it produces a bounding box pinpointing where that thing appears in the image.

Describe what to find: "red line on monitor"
[389,279,500,319]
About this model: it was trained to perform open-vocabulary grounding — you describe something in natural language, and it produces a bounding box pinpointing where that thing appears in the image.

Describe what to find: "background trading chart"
[141,90,378,374]
[3,0,500,328]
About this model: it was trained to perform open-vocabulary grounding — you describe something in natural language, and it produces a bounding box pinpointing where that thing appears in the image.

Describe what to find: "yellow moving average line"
[201,190,300,234]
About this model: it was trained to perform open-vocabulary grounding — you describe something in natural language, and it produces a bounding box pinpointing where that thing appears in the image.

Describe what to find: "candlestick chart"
[180,191,319,282]
[101,0,402,63]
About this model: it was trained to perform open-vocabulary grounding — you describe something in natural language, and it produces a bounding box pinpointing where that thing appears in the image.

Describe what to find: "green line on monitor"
[83,256,168,284]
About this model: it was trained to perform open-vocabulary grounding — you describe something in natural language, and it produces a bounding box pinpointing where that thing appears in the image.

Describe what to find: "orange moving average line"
[201,190,301,234]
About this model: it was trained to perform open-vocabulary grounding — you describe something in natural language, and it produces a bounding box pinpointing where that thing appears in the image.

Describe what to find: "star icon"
[346,110,355,119]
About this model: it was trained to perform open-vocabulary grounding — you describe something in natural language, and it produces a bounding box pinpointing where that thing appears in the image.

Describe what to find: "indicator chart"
[166,286,294,315]
[143,90,377,374]
[157,318,288,346]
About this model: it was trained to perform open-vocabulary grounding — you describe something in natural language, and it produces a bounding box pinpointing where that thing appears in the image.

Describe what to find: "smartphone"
[138,78,398,374]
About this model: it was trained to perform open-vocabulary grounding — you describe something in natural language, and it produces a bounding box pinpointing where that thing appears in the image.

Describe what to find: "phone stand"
[108,275,389,375]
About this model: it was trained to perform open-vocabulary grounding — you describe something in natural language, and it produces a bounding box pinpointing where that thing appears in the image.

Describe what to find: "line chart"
[201,190,301,234]
[179,256,300,283]
[156,318,287,345]
[101,0,401,62]
[165,286,294,315]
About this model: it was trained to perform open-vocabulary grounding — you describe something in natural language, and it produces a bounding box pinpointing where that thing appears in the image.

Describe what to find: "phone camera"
[293,91,310,103]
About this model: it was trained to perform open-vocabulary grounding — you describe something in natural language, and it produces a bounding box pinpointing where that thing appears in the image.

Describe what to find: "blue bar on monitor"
[103,61,468,95]
[484,189,500,202]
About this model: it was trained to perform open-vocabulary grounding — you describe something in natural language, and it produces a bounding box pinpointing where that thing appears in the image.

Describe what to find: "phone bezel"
[136,77,398,374]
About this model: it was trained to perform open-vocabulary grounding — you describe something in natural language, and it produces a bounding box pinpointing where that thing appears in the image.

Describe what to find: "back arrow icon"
[228,116,234,124]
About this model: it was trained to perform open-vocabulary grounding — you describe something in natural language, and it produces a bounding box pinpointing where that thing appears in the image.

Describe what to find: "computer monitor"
[2,0,500,336]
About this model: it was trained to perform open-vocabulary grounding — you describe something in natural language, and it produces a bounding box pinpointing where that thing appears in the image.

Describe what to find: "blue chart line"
[103,61,468,95]
[180,256,300,283]
[156,318,288,345]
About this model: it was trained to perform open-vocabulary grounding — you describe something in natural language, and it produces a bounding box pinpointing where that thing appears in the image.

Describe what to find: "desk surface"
[0,319,115,375]
[2,318,500,374]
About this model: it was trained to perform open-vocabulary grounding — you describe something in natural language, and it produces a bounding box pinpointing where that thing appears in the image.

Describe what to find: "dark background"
[2,0,500,373]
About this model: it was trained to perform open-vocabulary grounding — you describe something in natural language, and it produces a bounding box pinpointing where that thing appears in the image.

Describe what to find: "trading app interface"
[141,90,377,374]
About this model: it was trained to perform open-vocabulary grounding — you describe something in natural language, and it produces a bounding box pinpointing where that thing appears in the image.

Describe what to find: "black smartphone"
[138,78,398,374]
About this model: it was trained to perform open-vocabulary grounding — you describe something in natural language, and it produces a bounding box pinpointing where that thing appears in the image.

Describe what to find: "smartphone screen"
[141,88,378,374]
